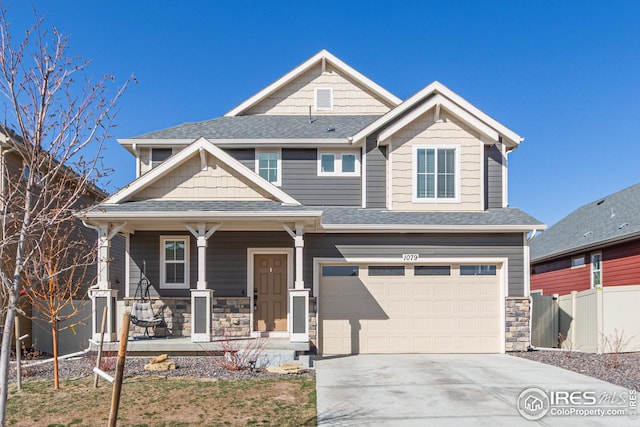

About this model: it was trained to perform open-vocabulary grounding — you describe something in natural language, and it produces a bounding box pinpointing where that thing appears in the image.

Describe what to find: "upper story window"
[317,150,360,176]
[591,252,602,288]
[414,146,458,201]
[571,255,586,268]
[255,149,281,186]
[315,88,333,110]
[160,236,189,289]
[151,148,173,169]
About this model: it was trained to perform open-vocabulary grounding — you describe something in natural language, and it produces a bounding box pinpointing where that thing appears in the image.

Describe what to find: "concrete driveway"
[315,354,637,426]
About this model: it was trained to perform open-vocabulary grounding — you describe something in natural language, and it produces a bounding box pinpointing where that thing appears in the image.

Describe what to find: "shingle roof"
[530,183,640,262]
[87,200,543,228]
[132,115,381,140]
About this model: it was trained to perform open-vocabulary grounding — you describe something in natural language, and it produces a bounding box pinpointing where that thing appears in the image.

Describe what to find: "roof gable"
[352,81,523,148]
[225,50,401,117]
[531,183,640,261]
[104,137,300,205]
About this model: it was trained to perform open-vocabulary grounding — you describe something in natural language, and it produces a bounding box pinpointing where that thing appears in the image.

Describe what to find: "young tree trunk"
[52,319,59,390]
[0,293,18,425]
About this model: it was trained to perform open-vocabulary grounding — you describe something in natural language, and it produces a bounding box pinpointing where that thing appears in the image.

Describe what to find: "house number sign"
[402,254,419,261]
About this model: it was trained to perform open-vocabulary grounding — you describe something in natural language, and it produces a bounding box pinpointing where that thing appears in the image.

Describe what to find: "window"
[255,150,281,186]
[571,255,586,268]
[317,151,360,176]
[322,265,359,277]
[151,148,173,168]
[415,266,451,276]
[591,252,602,288]
[460,265,496,276]
[315,88,333,110]
[368,266,405,276]
[415,147,457,200]
[160,237,189,288]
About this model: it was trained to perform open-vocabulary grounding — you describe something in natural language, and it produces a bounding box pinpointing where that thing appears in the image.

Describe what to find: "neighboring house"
[80,50,543,355]
[530,183,640,296]
[0,127,125,354]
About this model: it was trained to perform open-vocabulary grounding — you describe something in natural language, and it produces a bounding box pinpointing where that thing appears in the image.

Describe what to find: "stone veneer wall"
[505,297,530,351]
[309,297,317,352]
[212,297,251,338]
[125,297,191,337]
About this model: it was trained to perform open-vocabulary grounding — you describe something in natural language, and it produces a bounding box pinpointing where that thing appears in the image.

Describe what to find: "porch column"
[186,222,220,342]
[283,223,305,289]
[91,223,126,342]
[294,223,304,290]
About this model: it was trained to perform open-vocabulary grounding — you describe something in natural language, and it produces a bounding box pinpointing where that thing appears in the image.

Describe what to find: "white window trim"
[317,149,360,177]
[160,236,190,289]
[314,87,333,111]
[412,145,461,203]
[571,255,586,269]
[255,149,282,187]
[591,252,602,289]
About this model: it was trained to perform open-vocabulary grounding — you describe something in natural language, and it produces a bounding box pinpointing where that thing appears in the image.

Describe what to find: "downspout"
[82,218,102,293]
[526,228,537,350]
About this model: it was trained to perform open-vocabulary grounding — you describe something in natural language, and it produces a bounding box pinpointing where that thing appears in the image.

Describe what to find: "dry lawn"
[7,375,317,426]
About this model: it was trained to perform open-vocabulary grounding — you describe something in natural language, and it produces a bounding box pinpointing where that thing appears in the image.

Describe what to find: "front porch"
[83,202,322,350]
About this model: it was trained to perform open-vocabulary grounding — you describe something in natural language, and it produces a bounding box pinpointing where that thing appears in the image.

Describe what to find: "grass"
[7,375,317,426]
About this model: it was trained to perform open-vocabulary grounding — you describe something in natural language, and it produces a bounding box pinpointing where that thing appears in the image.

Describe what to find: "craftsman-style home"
[81,50,543,355]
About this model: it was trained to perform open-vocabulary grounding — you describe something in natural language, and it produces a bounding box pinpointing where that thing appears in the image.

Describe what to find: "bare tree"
[22,219,96,389]
[0,6,128,422]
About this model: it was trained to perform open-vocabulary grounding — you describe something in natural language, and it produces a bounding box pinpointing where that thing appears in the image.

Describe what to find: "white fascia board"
[119,138,351,150]
[351,81,523,147]
[82,210,323,221]
[225,49,401,117]
[377,95,499,144]
[531,230,640,264]
[431,82,523,146]
[320,223,546,233]
[118,138,193,154]
[105,137,300,205]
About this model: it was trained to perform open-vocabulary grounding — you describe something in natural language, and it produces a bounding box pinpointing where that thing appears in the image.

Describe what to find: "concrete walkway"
[315,354,637,426]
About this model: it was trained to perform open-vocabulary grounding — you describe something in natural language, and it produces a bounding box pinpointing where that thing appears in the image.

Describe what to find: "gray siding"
[485,145,504,209]
[129,231,198,298]
[305,233,526,297]
[281,148,361,206]
[129,231,293,298]
[226,148,255,170]
[206,231,292,296]
[109,234,126,295]
[365,135,386,208]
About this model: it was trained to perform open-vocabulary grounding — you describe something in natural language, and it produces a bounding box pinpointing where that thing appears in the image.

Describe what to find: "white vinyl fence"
[531,285,640,353]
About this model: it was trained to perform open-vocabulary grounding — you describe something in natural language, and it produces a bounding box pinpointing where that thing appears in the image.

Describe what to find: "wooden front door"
[253,254,288,332]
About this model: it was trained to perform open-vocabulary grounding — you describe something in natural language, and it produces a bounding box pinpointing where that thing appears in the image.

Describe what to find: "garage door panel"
[319,264,502,355]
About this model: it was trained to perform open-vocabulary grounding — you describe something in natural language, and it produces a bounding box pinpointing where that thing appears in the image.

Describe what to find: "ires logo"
[550,391,597,406]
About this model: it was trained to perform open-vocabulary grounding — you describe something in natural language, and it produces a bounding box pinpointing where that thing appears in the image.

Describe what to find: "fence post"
[551,294,559,347]
[596,287,604,354]
[569,291,577,347]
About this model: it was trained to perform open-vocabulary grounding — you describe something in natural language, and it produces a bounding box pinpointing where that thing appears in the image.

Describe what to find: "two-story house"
[81,50,544,355]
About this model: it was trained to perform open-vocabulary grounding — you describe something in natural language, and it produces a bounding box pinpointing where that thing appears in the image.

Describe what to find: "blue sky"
[5,1,640,226]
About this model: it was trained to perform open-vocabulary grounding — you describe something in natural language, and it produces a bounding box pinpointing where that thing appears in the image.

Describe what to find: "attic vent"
[315,88,333,110]
[583,231,593,238]
[596,199,605,205]
[618,223,629,230]
[326,127,335,132]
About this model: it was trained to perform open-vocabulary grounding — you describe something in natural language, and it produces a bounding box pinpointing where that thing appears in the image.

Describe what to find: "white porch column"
[91,222,126,342]
[186,222,220,342]
[283,223,305,290]
[97,225,111,290]
[294,223,305,290]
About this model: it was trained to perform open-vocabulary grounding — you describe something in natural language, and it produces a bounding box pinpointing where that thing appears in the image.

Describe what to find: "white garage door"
[319,263,502,354]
